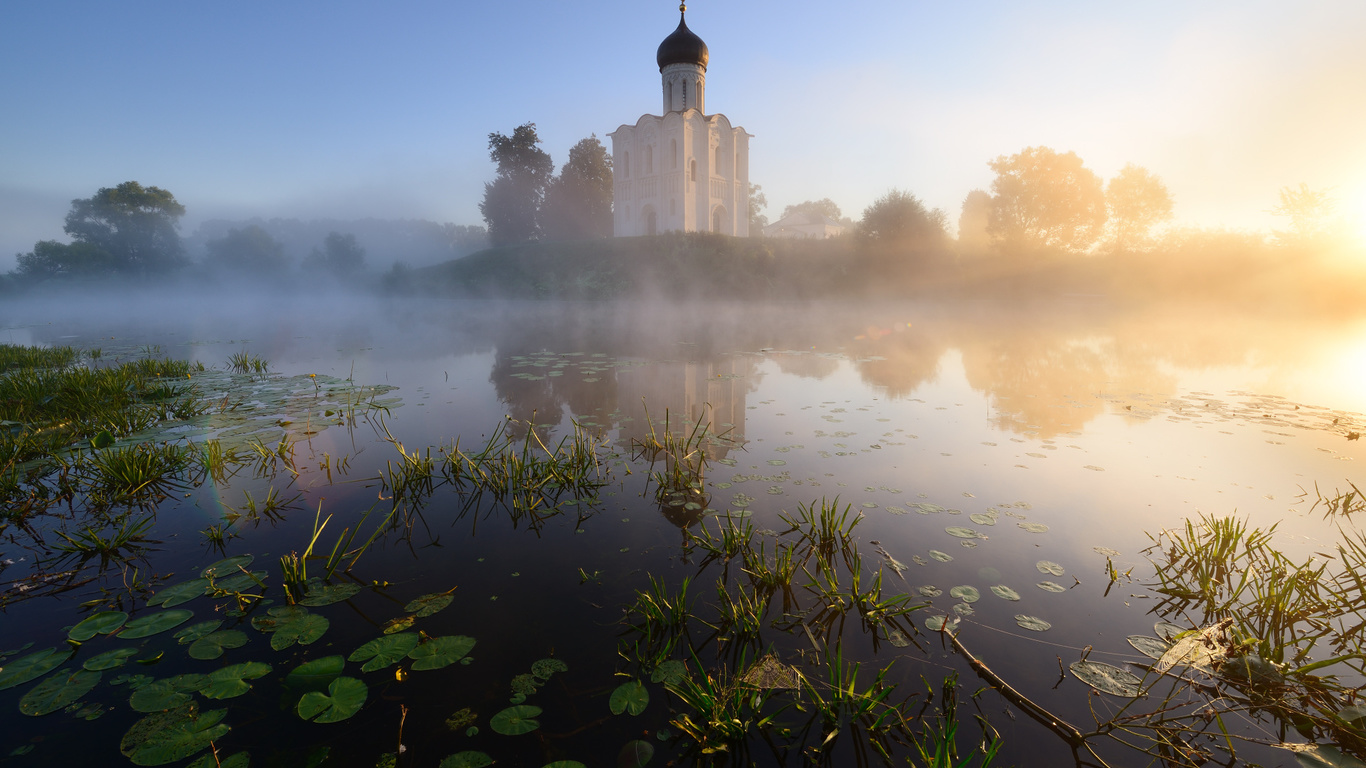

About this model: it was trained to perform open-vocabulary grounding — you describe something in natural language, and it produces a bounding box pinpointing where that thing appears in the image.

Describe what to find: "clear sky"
[2,1,1363,270]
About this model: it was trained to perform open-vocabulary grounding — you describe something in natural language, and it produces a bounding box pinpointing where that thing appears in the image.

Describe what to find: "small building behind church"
[763,211,849,239]
[608,5,752,237]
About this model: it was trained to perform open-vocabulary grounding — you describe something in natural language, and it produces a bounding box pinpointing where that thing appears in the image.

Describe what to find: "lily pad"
[299,580,363,607]
[382,616,416,634]
[298,676,367,723]
[284,656,346,693]
[20,669,101,716]
[349,633,420,673]
[174,621,223,645]
[1293,744,1366,768]
[1127,635,1169,660]
[924,615,959,632]
[1015,615,1052,632]
[918,585,942,597]
[200,661,271,699]
[1018,522,1049,533]
[186,752,250,768]
[0,647,73,690]
[201,555,254,578]
[264,609,328,651]
[945,526,984,539]
[212,570,268,594]
[188,630,248,660]
[650,660,686,686]
[1037,581,1066,592]
[1035,561,1065,576]
[490,704,541,735]
[84,647,140,671]
[1070,660,1142,697]
[439,753,493,768]
[120,704,229,766]
[130,679,194,713]
[531,658,568,680]
[927,550,953,562]
[121,609,195,639]
[949,585,980,603]
[408,635,475,671]
[69,611,128,641]
[611,677,647,716]
[989,585,1021,601]
[148,578,211,608]
[618,740,655,768]
[968,513,997,526]
[405,592,454,617]
[1154,622,1185,643]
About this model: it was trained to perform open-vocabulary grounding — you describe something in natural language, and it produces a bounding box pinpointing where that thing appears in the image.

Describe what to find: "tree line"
[478,123,613,246]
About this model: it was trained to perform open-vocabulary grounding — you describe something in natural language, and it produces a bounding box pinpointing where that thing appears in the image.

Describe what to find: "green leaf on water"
[0,647,73,690]
[188,630,248,660]
[299,579,363,607]
[949,585,980,603]
[349,633,420,673]
[1070,660,1142,697]
[990,585,1021,601]
[382,616,416,634]
[1293,744,1366,768]
[408,635,476,671]
[19,669,101,716]
[439,752,493,768]
[618,740,655,768]
[1036,561,1065,576]
[1037,581,1066,592]
[610,680,649,716]
[200,662,271,699]
[924,615,959,632]
[650,660,686,686]
[1018,522,1049,533]
[1154,622,1185,643]
[284,656,346,693]
[258,608,328,651]
[149,578,210,608]
[945,527,984,539]
[121,609,194,639]
[968,513,997,526]
[84,647,140,671]
[1127,635,1169,660]
[490,704,541,735]
[1015,615,1052,632]
[174,621,223,646]
[69,610,128,641]
[119,703,229,766]
[130,680,193,713]
[298,677,367,723]
[201,555,254,578]
[928,550,953,562]
[531,658,568,681]
[404,592,454,617]
[186,752,250,768]
[91,430,115,449]
[213,571,268,594]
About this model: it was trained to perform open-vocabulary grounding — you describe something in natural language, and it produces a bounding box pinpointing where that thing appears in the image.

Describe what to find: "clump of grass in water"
[226,350,270,377]
[779,496,862,567]
[631,405,728,507]
[54,513,158,565]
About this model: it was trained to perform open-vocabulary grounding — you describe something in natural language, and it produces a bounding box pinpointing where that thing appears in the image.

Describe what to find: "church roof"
[657,6,709,71]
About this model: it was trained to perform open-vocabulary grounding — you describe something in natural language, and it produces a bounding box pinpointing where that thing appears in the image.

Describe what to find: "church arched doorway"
[711,205,728,234]
[643,207,658,236]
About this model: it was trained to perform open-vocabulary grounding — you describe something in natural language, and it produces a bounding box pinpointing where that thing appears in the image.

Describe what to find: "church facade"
[608,5,752,237]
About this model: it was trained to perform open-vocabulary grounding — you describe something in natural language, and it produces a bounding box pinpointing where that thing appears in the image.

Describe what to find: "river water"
[2,293,1363,767]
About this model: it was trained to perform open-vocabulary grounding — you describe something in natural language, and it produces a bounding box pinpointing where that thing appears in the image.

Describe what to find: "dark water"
[2,294,1364,767]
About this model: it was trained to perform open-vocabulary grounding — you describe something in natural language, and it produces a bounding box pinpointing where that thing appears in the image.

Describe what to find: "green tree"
[203,225,288,274]
[302,232,365,277]
[541,135,613,240]
[1270,183,1336,246]
[859,189,947,249]
[748,183,769,234]
[987,147,1106,254]
[956,189,993,256]
[63,181,187,274]
[479,123,554,246]
[781,198,843,222]
[15,240,117,280]
[1105,164,1173,251]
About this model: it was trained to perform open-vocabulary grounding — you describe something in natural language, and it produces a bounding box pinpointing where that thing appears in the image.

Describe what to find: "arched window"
[645,208,657,236]
[670,199,676,216]
[670,139,677,169]
[682,80,687,109]
[689,159,696,182]
[645,145,653,175]
[667,82,673,110]
[712,206,728,234]
[623,152,630,179]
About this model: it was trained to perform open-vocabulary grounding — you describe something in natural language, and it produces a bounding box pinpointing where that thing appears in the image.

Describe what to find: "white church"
[608,4,752,237]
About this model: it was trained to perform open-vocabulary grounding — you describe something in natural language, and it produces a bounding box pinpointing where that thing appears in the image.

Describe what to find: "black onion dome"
[656,11,708,71]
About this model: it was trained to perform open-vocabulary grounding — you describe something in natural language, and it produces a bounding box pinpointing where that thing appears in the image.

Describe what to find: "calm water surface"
[2,294,1364,767]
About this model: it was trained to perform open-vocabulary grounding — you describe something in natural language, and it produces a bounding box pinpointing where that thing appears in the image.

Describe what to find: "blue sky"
[2,1,1363,269]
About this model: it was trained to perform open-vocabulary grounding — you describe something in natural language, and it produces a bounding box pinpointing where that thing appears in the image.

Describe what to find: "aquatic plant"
[226,350,269,377]
[54,513,158,564]
[779,496,862,567]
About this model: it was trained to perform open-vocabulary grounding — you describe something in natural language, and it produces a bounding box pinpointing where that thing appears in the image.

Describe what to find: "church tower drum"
[608,4,751,238]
